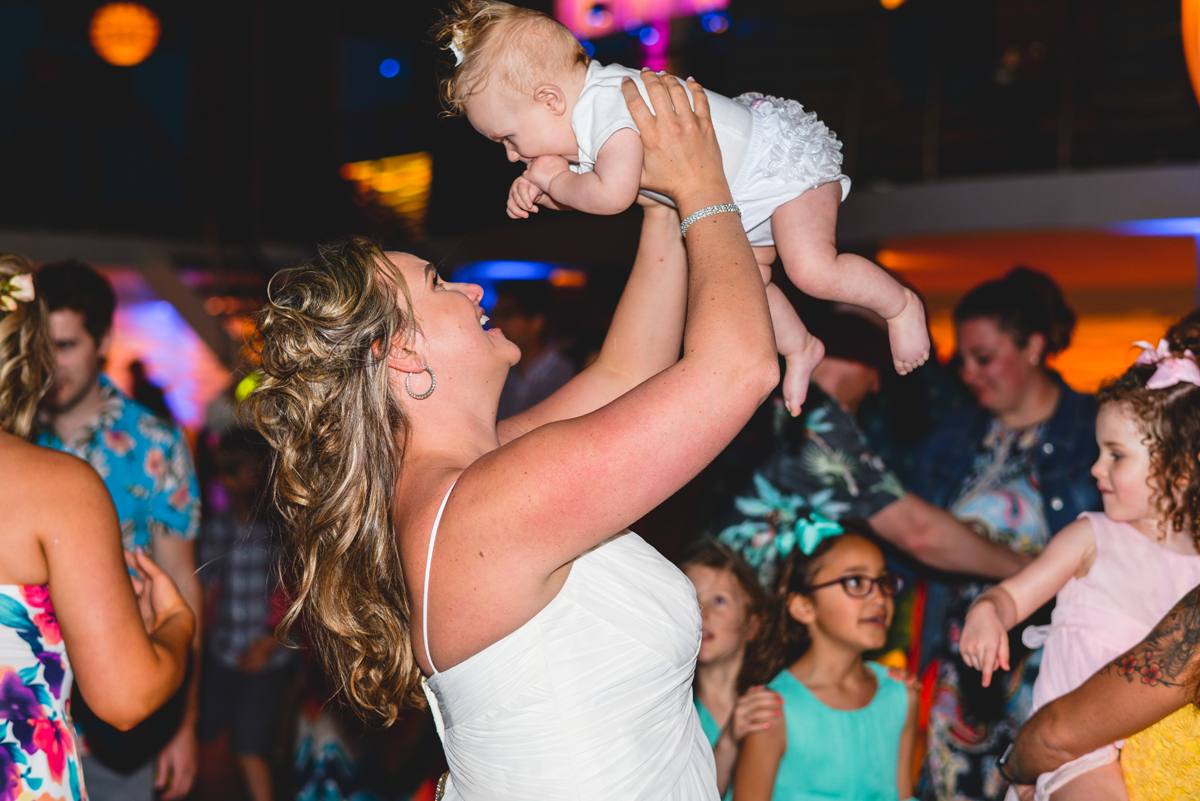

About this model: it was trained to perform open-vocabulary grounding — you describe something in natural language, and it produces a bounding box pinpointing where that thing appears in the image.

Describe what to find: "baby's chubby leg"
[771,182,930,375]
[1047,761,1128,801]
[755,249,824,417]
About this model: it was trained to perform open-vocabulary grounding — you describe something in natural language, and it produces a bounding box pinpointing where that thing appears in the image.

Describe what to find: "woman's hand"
[126,548,195,642]
[961,599,1010,687]
[620,71,729,216]
[729,685,784,740]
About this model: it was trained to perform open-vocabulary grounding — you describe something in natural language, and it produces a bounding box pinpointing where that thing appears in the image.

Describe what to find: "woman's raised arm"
[497,197,687,444]
[446,72,778,572]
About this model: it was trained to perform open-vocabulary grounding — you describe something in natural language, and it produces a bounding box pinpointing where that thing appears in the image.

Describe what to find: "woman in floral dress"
[0,255,194,801]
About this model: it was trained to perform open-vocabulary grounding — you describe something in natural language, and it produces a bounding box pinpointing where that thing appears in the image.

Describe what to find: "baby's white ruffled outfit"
[420,483,719,801]
[571,61,851,247]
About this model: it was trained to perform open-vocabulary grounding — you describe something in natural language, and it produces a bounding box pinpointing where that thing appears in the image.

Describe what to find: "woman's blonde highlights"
[0,254,53,439]
[247,237,422,722]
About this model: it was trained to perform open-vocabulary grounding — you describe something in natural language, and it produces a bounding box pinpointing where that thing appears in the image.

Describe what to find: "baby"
[435,1,929,412]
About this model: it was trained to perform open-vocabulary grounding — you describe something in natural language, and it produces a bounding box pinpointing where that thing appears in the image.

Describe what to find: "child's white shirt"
[568,61,850,247]
[570,61,752,207]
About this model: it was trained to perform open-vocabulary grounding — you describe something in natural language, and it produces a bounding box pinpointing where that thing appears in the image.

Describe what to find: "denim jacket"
[909,374,1102,668]
[909,373,1101,537]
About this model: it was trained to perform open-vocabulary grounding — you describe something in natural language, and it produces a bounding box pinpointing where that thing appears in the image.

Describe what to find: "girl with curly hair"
[961,321,1200,801]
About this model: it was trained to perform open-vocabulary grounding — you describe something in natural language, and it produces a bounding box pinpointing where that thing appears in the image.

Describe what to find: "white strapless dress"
[421,529,718,801]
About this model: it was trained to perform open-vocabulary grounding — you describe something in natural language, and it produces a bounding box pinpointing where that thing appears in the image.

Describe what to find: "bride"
[249,72,778,800]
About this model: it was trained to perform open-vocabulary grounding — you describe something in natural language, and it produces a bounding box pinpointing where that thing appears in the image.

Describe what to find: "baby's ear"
[535,84,567,116]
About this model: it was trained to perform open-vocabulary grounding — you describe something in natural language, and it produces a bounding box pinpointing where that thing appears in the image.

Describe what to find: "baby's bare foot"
[781,335,825,417]
[886,288,930,375]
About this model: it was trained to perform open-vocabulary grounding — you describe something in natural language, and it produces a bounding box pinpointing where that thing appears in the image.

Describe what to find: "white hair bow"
[1133,339,1200,390]
[450,28,465,66]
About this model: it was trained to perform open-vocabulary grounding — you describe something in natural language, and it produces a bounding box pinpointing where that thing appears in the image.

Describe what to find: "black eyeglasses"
[807,573,905,599]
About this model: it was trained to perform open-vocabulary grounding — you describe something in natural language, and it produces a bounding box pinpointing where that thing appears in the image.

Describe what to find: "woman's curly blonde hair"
[432,0,588,116]
[246,237,423,722]
[0,254,53,439]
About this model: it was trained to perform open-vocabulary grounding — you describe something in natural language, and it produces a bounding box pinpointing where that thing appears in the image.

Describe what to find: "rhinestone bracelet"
[679,203,741,238]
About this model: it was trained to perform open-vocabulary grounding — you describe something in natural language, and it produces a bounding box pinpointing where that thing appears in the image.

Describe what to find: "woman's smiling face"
[955,316,1044,416]
[383,251,521,375]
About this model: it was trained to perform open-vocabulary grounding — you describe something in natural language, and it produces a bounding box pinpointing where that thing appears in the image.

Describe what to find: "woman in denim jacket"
[910,268,1101,801]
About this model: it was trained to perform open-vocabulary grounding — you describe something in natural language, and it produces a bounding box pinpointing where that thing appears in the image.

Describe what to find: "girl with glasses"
[735,524,918,800]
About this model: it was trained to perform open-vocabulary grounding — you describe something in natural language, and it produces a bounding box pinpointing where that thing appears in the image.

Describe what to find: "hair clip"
[450,28,465,66]
[1133,339,1200,389]
[0,273,35,312]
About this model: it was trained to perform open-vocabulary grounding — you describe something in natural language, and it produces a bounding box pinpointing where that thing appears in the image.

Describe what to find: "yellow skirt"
[1122,704,1200,801]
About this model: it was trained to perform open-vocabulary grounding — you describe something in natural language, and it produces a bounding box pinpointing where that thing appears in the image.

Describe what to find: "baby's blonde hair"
[432,0,589,116]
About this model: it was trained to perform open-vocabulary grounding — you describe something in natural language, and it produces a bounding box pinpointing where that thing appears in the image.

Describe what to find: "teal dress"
[766,662,910,801]
[693,698,733,801]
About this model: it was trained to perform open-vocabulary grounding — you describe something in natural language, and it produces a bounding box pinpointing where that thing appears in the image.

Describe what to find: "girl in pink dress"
[960,335,1200,801]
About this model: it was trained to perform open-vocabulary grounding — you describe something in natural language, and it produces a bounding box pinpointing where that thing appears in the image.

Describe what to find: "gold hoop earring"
[406,366,436,400]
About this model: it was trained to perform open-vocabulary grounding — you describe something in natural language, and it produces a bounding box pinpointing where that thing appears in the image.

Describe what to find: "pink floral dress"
[0,585,83,801]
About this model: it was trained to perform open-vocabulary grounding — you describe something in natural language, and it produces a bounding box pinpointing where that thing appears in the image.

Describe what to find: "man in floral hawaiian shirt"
[713,306,1029,586]
[35,260,202,801]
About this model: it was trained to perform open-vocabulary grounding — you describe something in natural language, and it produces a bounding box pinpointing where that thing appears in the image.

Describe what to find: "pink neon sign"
[555,0,729,41]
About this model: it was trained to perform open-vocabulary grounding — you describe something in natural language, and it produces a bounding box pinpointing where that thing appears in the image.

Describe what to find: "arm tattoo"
[1098,584,1200,694]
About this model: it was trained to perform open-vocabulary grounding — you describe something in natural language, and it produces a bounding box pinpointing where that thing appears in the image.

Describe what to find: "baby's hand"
[524,155,571,194]
[961,600,1010,688]
[507,175,544,219]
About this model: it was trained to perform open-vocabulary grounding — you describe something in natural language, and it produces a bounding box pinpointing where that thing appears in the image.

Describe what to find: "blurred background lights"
[451,261,588,310]
[638,26,660,46]
[585,6,611,28]
[340,151,433,241]
[701,12,730,33]
[880,0,909,9]
[581,40,595,57]
[89,3,161,67]
[559,0,729,41]
[379,58,400,78]
[1185,0,1200,104]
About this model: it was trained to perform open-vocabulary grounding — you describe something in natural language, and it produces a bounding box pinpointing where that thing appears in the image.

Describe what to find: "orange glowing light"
[341,152,434,241]
[90,3,161,67]
[1185,0,1200,106]
[880,0,908,8]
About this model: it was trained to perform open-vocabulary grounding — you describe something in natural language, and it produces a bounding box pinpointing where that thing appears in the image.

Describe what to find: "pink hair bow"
[1133,339,1200,389]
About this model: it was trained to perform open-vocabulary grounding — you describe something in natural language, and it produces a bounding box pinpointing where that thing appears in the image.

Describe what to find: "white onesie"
[570,61,851,247]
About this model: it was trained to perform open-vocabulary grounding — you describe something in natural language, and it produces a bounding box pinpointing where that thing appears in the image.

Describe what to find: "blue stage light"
[701,12,730,34]
[638,26,660,46]
[582,40,595,57]
[380,58,400,78]
[1113,217,1200,237]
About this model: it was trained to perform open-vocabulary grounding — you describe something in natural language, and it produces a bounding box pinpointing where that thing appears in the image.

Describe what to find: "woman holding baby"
[248,71,775,801]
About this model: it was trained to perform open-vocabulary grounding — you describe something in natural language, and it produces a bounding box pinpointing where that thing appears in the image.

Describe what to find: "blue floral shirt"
[37,376,200,549]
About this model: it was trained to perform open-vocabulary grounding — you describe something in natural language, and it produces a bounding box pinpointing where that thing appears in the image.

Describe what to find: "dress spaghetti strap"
[422,480,457,675]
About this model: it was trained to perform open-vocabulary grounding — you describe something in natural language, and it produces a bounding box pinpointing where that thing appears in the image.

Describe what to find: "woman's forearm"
[1008,584,1200,782]
[676,203,777,388]
[591,205,687,386]
[869,494,1032,579]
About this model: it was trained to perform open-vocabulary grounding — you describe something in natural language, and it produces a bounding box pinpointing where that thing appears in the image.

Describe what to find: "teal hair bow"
[774,512,843,558]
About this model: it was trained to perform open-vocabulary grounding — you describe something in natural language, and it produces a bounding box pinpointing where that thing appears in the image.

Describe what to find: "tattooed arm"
[1006,583,1200,784]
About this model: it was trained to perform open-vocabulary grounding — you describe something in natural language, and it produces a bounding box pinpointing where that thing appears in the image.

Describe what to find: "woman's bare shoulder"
[0,435,110,507]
